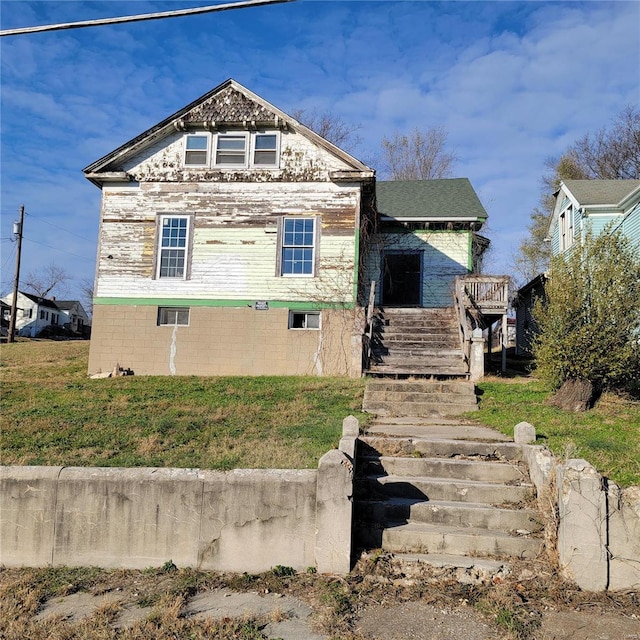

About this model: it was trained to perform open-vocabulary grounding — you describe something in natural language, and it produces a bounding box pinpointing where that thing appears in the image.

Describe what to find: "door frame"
[381,250,423,307]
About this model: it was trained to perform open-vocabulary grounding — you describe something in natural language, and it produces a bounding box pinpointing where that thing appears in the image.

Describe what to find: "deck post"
[501,313,508,374]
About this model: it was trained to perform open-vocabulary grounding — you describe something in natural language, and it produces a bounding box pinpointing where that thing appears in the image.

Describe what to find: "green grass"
[1,340,368,470]
[474,378,640,487]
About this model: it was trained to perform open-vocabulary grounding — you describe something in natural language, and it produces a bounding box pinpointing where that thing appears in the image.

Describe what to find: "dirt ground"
[3,560,639,640]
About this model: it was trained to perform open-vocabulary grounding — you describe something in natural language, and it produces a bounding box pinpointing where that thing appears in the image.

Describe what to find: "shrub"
[532,228,640,392]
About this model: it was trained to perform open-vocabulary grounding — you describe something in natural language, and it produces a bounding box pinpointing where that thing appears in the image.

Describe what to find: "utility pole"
[8,205,24,343]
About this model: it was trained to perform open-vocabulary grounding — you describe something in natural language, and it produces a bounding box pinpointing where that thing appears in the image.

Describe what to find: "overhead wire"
[0,0,295,37]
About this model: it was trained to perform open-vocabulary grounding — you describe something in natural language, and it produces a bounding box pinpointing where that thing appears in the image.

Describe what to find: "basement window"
[158,307,190,326]
[289,311,320,329]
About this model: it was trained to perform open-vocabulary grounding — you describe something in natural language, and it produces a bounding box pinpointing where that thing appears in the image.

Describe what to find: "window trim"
[183,133,211,167]
[277,216,321,277]
[155,214,194,280]
[288,311,321,330]
[214,132,249,169]
[251,132,280,168]
[158,307,190,326]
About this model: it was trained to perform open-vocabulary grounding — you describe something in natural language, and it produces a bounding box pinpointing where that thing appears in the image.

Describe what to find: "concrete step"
[364,552,511,584]
[373,348,464,359]
[365,381,475,393]
[359,455,527,483]
[359,475,534,505]
[362,401,477,416]
[360,436,523,461]
[363,389,476,403]
[376,522,543,560]
[356,498,543,533]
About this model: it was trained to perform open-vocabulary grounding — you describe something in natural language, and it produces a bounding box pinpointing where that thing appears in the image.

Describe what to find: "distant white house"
[1,291,90,338]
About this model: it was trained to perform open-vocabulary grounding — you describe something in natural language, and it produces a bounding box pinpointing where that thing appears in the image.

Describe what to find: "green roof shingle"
[376,178,488,221]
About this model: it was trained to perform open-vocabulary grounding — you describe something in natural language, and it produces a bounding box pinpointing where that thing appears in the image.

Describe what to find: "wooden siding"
[96,182,359,303]
[618,205,640,246]
[120,129,354,183]
[363,231,470,308]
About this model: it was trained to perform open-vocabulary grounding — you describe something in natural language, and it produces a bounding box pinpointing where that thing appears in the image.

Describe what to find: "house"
[515,179,640,355]
[0,300,11,337]
[52,300,91,336]
[365,178,490,308]
[84,79,502,378]
[548,179,640,255]
[84,79,375,377]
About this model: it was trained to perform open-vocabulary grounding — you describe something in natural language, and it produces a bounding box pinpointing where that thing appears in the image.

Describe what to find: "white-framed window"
[51,313,59,326]
[252,133,279,167]
[280,217,317,276]
[158,307,190,326]
[157,216,190,279]
[22,308,32,319]
[215,133,248,167]
[289,311,321,330]
[184,133,210,166]
[40,310,49,321]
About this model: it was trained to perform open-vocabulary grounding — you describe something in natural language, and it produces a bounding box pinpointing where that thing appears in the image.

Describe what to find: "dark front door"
[382,252,422,306]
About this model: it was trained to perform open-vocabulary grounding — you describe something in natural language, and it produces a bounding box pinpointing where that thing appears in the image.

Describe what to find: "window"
[215,133,248,167]
[281,218,316,276]
[51,314,59,326]
[289,311,320,329]
[158,307,190,326]
[253,133,278,166]
[158,216,189,278]
[184,134,209,166]
[40,310,49,321]
[22,308,32,319]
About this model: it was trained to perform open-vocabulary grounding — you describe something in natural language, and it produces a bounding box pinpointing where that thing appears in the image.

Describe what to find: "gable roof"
[18,291,59,309]
[376,178,488,222]
[562,179,640,207]
[83,78,373,182]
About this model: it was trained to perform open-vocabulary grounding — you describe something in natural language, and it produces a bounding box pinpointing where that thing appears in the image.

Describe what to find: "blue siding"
[588,214,620,236]
[618,205,640,248]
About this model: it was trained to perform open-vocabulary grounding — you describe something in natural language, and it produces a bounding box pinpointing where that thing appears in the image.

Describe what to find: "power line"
[25,211,95,243]
[0,0,295,37]
[23,237,94,262]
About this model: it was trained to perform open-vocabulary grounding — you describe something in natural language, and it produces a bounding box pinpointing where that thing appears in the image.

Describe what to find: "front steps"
[367,307,468,377]
[354,422,544,580]
[363,379,478,417]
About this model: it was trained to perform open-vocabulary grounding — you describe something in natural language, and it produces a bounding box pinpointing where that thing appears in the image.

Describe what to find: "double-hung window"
[215,133,248,167]
[281,217,316,276]
[184,134,209,166]
[253,133,278,167]
[158,216,189,278]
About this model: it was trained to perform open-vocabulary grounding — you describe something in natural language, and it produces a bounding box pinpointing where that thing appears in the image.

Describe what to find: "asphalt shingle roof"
[376,178,488,220]
[563,180,640,206]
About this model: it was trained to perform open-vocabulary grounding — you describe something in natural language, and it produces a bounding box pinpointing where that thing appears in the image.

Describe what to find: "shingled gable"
[83,78,372,184]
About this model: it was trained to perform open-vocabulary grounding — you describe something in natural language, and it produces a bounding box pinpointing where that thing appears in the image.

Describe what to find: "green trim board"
[93,297,356,310]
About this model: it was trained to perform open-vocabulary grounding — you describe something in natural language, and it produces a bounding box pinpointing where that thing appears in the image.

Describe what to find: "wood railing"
[362,280,377,368]
[454,275,510,373]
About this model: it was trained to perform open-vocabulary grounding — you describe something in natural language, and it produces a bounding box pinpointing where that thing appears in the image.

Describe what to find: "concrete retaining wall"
[518,430,640,592]
[0,418,358,575]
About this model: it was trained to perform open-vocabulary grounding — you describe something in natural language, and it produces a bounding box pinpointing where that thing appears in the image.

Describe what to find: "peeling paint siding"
[120,129,353,182]
[96,183,359,302]
[363,232,470,307]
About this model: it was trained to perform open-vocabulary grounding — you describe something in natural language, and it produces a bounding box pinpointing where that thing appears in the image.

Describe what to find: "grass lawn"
[0,340,368,470]
[474,377,640,488]
[1,340,638,486]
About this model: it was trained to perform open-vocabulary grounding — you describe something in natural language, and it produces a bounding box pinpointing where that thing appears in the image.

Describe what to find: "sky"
[1,0,639,305]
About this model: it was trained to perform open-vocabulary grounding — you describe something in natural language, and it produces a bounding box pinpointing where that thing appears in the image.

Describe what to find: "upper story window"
[184,134,210,166]
[215,133,248,167]
[184,131,280,169]
[253,133,278,166]
[158,216,190,278]
[281,217,316,276]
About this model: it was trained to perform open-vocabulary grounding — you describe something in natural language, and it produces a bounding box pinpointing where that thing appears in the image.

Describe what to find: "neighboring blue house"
[548,179,640,255]
[516,179,640,355]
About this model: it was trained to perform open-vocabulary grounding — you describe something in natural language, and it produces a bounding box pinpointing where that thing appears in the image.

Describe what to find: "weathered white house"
[84,79,502,378]
[0,292,89,338]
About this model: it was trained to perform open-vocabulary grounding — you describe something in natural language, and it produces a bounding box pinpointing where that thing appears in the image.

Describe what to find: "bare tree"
[79,276,94,317]
[380,127,457,181]
[291,108,362,154]
[23,262,72,299]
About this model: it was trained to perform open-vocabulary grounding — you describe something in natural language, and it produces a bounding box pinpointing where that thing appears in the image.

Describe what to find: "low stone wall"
[0,418,358,575]
[516,423,640,592]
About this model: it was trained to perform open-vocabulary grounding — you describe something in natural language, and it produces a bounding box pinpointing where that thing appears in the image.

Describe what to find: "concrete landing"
[365,420,511,441]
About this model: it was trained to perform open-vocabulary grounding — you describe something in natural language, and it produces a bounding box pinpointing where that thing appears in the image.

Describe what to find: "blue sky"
[1,0,639,303]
